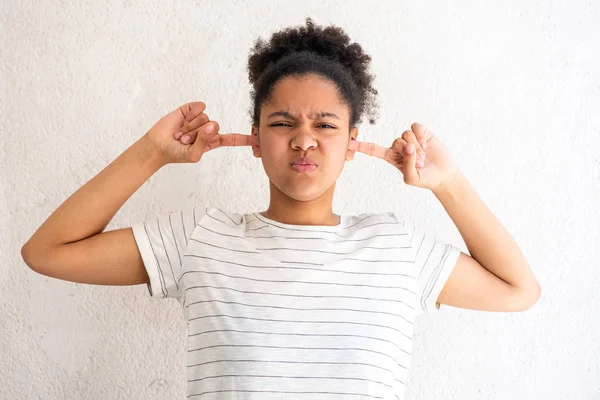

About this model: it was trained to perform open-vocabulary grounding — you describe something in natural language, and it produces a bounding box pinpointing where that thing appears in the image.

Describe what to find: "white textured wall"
[2,1,599,399]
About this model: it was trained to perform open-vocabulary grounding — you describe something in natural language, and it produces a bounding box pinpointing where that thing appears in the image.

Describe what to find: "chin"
[284,186,323,202]
[275,180,327,202]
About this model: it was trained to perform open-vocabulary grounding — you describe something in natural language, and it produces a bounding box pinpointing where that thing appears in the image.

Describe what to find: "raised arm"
[20,134,166,285]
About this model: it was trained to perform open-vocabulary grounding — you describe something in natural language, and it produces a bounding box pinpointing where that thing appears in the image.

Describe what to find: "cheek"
[321,138,350,160]
[258,138,287,166]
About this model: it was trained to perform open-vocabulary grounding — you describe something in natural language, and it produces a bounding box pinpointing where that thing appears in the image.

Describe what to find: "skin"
[250,73,359,226]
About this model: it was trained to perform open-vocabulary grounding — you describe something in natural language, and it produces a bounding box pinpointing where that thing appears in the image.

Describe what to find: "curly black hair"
[247,17,379,129]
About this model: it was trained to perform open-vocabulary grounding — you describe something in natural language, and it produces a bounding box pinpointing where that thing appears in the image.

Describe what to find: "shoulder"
[203,205,245,227]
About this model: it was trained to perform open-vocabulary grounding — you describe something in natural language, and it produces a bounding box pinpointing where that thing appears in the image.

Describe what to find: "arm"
[21,135,167,285]
[433,172,541,311]
[347,122,541,312]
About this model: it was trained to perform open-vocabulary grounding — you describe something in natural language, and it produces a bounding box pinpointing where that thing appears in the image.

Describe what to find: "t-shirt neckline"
[252,212,348,232]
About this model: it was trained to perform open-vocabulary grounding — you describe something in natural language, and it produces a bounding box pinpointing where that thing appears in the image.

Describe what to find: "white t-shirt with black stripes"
[131,204,461,400]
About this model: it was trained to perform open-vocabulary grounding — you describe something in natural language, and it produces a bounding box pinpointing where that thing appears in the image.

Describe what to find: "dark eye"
[271,122,292,127]
[319,124,336,129]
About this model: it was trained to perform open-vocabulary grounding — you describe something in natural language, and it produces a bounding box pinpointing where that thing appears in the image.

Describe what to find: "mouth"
[290,156,318,173]
[291,163,318,173]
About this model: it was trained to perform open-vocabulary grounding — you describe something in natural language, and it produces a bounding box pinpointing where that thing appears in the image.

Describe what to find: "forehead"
[262,75,349,117]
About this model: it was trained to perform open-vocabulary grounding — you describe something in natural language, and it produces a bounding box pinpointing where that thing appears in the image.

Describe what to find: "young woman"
[21,17,541,400]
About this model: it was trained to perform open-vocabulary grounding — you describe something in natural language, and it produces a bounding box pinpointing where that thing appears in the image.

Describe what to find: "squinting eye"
[270,123,337,129]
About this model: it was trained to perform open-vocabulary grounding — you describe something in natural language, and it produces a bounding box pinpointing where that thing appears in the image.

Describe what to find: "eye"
[270,122,292,127]
[318,124,336,129]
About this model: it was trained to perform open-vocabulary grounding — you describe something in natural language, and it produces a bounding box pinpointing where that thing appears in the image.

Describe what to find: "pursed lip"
[291,156,318,166]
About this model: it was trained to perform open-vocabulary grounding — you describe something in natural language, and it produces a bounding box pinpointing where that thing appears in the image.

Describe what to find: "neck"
[260,181,340,226]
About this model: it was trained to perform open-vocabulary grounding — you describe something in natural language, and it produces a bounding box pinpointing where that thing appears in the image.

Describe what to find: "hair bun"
[249,17,371,88]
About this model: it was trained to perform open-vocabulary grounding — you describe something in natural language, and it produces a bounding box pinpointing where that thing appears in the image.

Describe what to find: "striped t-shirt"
[131,204,461,399]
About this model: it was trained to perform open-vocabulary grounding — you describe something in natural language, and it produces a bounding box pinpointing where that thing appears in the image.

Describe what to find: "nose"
[291,125,317,151]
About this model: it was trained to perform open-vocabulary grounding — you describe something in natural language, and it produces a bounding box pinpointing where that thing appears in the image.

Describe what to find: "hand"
[347,122,461,191]
[144,101,258,165]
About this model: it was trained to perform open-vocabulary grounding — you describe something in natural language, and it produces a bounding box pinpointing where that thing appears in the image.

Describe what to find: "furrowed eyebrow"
[266,111,340,120]
[311,112,340,120]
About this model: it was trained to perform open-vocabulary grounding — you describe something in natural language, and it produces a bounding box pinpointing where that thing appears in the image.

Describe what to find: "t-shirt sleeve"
[131,205,207,300]
[404,220,462,314]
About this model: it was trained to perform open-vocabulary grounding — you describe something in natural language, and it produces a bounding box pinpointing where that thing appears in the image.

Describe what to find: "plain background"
[2,1,598,399]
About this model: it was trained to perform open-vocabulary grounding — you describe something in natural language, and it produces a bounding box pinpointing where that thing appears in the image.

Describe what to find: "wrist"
[138,134,168,170]
[432,169,466,197]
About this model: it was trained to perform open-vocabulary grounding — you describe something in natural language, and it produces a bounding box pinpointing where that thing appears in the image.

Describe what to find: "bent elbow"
[516,283,542,311]
[21,243,49,275]
[21,244,37,271]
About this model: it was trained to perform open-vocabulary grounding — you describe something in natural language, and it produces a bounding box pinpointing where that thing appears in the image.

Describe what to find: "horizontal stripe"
[181,254,415,278]
[197,222,407,242]
[185,299,414,325]
[182,284,415,310]
[187,314,413,341]
[188,328,411,356]
[186,358,405,385]
[188,389,385,399]
[187,373,394,389]
[187,344,406,370]
[179,269,416,291]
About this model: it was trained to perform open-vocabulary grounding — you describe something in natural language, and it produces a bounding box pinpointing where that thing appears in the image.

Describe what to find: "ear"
[251,125,261,158]
[345,127,359,161]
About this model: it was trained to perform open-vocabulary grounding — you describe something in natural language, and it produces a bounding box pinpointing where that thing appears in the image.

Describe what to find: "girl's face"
[252,74,358,202]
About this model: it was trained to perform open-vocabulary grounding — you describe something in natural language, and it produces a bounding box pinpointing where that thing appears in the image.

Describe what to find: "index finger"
[178,101,207,122]
[217,133,258,148]
[348,140,388,160]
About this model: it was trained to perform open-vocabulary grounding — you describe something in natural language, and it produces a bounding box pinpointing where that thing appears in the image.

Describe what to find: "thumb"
[403,143,420,184]
[186,121,218,162]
